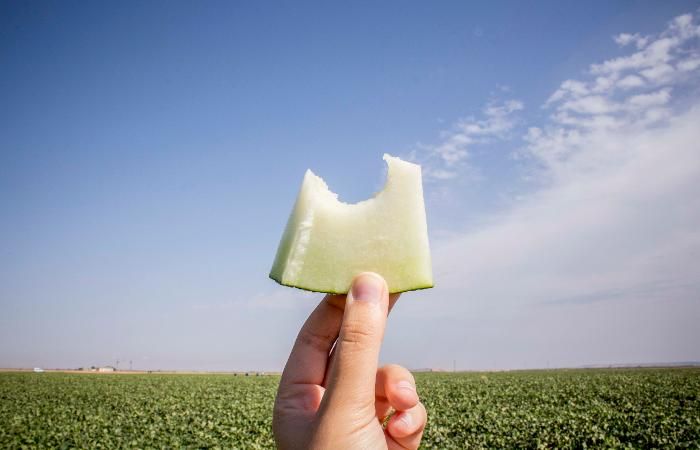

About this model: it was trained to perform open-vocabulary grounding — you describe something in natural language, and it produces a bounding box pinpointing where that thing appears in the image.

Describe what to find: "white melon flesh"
[269,154,433,294]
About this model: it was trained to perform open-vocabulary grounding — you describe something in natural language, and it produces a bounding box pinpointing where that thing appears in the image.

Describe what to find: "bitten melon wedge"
[269,154,433,294]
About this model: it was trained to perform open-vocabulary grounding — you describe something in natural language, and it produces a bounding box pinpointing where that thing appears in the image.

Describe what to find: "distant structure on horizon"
[98,366,116,373]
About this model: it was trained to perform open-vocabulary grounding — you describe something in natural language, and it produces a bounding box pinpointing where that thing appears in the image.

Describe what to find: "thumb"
[323,272,389,411]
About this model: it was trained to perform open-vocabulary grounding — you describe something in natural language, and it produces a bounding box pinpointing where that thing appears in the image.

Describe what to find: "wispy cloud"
[408,99,524,181]
[593,14,697,80]
[613,32,649,49]
[527,13,700,179]
[546,13,699,108]
[390,12,700,368]
[426,99,700,310]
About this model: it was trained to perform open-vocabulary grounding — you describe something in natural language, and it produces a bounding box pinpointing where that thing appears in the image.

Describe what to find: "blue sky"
[2,1,699,371]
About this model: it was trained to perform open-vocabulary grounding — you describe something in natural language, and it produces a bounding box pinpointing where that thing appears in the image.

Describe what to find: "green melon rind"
[268,273,434,295]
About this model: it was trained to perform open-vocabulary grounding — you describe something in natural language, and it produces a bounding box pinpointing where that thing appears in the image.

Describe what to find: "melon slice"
[269,154,433,294]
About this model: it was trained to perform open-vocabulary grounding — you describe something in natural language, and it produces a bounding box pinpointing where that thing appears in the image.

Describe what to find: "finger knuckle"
[297,328,336,354]
[340,320,377,345]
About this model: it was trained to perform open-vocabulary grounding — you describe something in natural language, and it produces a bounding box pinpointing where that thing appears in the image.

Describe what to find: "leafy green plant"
[1,368,698,449]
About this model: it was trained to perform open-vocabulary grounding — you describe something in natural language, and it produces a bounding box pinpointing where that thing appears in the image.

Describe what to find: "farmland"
[1,368,698,449]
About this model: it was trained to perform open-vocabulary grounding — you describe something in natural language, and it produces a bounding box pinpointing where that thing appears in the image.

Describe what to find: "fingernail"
[351,273,384,303]
[397,380,416,394]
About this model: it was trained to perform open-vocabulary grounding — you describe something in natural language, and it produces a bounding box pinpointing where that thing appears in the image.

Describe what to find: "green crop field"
[1,368,699,449]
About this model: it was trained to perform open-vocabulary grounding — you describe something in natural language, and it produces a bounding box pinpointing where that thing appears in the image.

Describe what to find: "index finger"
[279,294,345,387]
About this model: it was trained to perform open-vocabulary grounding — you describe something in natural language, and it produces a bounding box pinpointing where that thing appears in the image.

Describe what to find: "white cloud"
[678,56,700,72]
[409,99,524,181]
[617,74,645,89]
[536,12,699,164]
[385,11,700,370]
[540,12,700,144]
[614,32,649,49]
[546,79,589,104]
[626,88,671,108]
[591,37,676,77]
[436,106,700,303]
[561,95,618,114]
[574,14,700,98]
[396,101,700,369]
[640,62,675,82]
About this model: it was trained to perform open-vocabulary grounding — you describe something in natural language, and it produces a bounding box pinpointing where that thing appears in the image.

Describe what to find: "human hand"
[273,272,427,449]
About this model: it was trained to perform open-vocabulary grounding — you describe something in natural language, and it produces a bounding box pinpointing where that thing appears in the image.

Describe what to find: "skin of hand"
[273,272,427,449]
